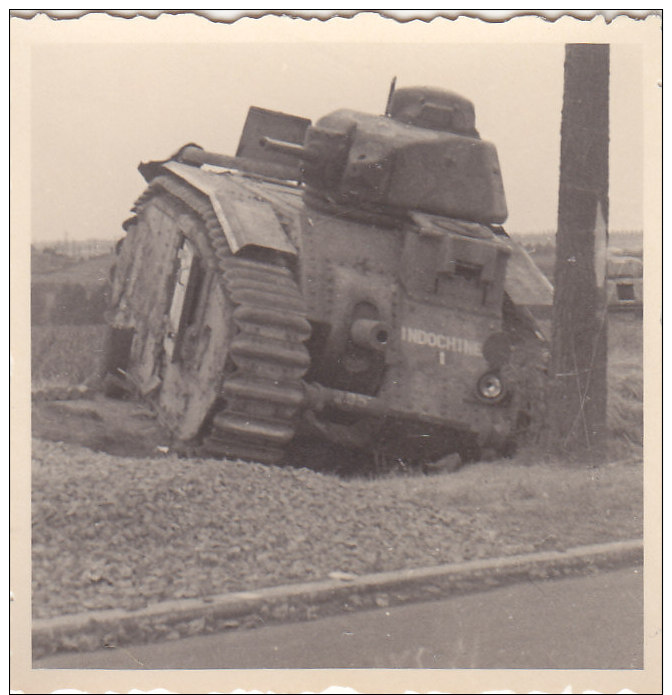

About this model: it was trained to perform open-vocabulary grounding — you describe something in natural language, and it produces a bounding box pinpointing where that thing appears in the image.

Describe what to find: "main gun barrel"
[259,136,319,162]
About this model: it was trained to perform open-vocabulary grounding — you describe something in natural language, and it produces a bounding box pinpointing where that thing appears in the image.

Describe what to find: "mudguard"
[503,242,554,308]
[141,160,297,257]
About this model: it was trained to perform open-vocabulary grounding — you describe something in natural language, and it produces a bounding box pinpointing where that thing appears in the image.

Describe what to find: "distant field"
[31,250,114,326]
[512,230,643,250]
[520,231,643,281]
[31,249,112,385]
[31,251,114,285]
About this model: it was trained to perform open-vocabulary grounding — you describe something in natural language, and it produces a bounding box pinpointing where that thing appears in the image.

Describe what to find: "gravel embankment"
[32,438,643,620]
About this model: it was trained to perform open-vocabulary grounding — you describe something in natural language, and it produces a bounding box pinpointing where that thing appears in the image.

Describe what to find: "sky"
[30,41,643,242]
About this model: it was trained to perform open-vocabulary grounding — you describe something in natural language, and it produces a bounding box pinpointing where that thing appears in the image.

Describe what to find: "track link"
[205,257,311,463]
[131,174,311,464]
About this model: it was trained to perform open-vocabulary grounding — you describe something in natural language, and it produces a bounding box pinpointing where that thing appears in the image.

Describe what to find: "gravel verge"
[32,438,642,621]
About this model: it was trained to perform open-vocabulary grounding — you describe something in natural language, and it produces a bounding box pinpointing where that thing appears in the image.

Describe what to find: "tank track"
[131,174,311,464]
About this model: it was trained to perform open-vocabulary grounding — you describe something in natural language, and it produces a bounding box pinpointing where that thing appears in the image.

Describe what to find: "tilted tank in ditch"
[103,83,552,468]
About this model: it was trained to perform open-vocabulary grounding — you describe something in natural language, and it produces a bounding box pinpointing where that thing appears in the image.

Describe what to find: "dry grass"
[366,456,642,563]
[608,362,643,451]
[607,314,643,452]
[31,324,106,389]
[377,457,640,520]
[30,251,112,390]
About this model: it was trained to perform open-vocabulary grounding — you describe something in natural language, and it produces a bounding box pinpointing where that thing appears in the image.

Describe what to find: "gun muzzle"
[350,319,390,352]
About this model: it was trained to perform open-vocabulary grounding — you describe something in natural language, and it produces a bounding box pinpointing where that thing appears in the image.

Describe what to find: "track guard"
[140,160,297,258]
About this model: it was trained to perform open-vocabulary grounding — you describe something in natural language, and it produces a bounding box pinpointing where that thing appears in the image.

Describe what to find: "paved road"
[35,566,642,670]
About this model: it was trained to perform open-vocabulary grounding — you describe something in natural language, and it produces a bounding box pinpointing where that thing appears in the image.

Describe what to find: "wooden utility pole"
[548,43,610,460]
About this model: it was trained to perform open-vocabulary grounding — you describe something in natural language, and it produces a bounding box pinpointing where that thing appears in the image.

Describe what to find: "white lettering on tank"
[401,325,481,358]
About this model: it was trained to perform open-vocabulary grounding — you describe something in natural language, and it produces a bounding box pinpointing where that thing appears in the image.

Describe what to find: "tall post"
[548,43,610,460]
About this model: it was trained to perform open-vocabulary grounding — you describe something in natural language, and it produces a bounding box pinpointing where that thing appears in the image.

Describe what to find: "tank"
[606,251,643,312]
[103,84,552,469]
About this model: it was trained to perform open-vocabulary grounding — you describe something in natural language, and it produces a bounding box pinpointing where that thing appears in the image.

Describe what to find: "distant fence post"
[546,43,610,461]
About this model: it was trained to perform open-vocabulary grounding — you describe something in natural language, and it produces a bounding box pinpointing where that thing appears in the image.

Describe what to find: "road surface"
[35,566,642,670]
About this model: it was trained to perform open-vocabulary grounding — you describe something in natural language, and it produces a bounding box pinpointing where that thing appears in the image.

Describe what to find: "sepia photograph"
[10,10,661,694]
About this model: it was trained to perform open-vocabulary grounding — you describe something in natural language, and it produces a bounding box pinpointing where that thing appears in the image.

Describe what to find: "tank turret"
[261,85,507,224]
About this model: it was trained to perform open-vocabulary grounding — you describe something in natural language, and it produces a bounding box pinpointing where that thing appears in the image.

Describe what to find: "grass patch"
[372,458,642,555]
[608,361,643,451]
[32,324,107,389]
[607,315,642,452]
